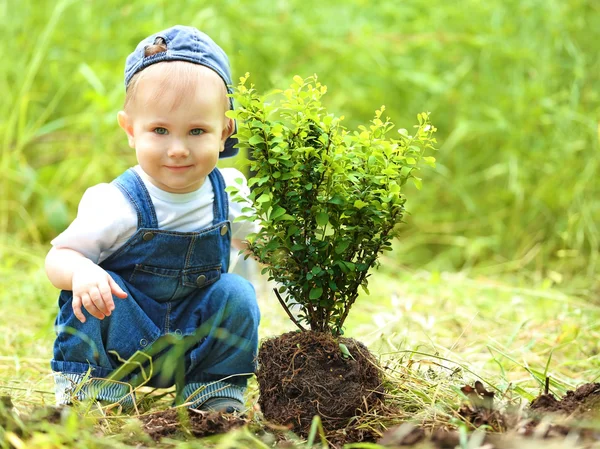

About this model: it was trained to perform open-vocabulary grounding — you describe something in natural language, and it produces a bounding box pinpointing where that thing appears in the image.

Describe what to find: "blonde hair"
[124,38,229,114]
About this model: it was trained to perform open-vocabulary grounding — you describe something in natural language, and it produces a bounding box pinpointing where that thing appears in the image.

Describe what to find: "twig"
[273,288,306,332]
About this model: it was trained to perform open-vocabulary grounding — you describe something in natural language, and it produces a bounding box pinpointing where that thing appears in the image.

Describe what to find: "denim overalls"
[51,168,260,407]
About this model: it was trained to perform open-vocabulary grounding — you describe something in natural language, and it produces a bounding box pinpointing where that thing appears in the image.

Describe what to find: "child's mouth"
[165,165,193,172]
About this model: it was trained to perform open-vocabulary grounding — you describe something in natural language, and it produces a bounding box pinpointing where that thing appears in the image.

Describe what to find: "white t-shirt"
[51,166,257,264]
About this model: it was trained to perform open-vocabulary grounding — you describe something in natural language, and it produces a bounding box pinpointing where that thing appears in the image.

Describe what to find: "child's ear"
[221,117,235,144]
[117,111,135,148]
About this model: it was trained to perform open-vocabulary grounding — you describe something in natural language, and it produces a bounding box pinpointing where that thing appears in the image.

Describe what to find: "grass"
[1,247,599,447]
[2,0,599,283]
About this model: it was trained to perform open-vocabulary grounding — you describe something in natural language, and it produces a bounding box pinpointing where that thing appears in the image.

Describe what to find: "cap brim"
[220,95,239,158]
[220,132,239,158]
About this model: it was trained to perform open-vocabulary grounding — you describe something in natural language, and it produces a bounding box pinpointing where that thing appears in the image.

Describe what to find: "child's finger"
[89,286,111,316]
[99,284,115,312]
[108,277,128,299]
[72,295,86,323]
[81,293,106,320]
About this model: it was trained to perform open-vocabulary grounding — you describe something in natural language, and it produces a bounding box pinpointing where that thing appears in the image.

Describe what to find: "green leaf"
[389,182,400,193]
[248,135,264,145]
[344,261,356,271]
[328,196,345,205]
[286,225,299,237]
[335,240,350,254]
[256,193,271,203]
[423,156,436,166]
[412,177,423,190]
[354,200,367,209]
[270,206,286,219]
[309,287,323,300]
[339,343,355,360]
[316,211,329,226]
[337,261,349,274]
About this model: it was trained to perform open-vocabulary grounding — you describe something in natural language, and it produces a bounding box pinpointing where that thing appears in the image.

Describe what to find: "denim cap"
[124,25,238,158]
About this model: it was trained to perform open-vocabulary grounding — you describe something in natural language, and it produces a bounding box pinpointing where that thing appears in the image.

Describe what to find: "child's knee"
[218,274,260,323]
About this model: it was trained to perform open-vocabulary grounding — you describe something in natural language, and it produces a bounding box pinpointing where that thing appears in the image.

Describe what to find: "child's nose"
[167,140,190,158]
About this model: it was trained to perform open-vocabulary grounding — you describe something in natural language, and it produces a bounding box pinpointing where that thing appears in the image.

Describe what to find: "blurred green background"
[2,0,599,296]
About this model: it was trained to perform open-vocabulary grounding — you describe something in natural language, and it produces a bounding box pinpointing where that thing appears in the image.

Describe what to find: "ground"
[1,253,600,448]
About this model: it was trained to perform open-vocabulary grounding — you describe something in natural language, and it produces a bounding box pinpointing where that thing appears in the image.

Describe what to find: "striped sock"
[54,372,135,409]
[181,381,245,409]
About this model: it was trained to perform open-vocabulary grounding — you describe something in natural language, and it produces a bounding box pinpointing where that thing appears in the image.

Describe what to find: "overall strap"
[208,168,229,224]
[112,168,159,229]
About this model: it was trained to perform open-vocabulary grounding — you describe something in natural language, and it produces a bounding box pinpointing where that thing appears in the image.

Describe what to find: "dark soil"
[522,382,600,441]
[377,382,600,448]
[257,330,385,440]
[139,408,247,441]
[530,382,600,418]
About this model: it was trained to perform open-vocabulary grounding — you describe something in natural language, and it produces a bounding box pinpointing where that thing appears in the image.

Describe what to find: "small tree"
[228,74,437,336]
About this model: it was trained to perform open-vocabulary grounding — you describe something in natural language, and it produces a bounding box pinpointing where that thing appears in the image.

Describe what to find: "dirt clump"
[529,393,561,412]
[378,382,600,448]
[139,408,247,441]
[525,382,600,440]
[530,382,600,419]
[257,330,385,439]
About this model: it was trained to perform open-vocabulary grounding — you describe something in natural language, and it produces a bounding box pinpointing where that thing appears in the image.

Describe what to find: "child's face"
[118,64,233,193]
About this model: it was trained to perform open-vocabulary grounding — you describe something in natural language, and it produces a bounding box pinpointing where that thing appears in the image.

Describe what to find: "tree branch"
[273,288,306,332]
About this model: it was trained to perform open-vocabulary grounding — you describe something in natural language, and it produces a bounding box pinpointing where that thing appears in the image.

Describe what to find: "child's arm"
[231,238,248,252]
[45,247,127,323]
[47,183,136,323]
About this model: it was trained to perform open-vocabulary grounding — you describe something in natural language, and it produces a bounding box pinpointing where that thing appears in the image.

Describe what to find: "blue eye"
[154,127,168,135]
[190,128,204,136]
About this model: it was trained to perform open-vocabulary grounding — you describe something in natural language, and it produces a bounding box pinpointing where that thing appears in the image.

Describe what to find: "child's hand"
[71,263,128,323]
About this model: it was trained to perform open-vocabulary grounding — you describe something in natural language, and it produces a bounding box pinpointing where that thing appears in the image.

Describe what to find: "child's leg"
[173,273,260,409]
[51,270,161,407]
